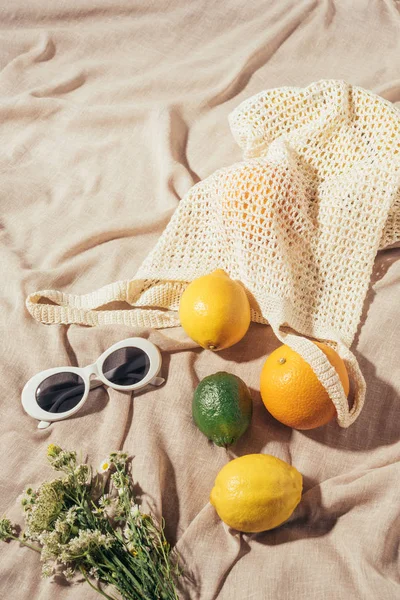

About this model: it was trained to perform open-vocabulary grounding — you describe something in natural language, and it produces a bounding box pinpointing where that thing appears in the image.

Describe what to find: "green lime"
[192,372,253,447]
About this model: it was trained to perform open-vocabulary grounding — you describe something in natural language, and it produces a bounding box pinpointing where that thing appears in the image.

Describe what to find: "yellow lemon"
[179,269,251,351]
[210,454,302,533]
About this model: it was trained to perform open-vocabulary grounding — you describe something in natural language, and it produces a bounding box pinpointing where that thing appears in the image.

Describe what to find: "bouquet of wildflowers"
[0,445,180,600]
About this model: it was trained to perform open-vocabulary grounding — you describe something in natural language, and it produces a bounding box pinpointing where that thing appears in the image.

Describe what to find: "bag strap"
[26,283,365,428]
[25,281,180,328]
[269,320,365,428]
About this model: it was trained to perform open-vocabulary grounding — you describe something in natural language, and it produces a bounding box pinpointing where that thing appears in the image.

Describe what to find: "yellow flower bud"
[47,444,62,457]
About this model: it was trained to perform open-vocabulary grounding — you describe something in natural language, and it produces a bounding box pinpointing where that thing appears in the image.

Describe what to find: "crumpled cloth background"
[0,1,399,599]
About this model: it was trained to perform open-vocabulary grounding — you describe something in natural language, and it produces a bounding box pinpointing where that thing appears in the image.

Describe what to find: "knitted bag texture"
[27,80,400,427]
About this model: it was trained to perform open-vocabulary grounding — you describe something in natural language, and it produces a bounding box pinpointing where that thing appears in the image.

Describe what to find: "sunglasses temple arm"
[37,376,162,429]
[100,363,164,388]
[46,384,86,413]
[90,376,164,387]
[38,381,103,429]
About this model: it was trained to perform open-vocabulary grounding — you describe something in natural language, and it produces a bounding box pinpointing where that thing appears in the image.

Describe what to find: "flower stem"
[79,567,119,600]
[13,536,41,553]
[108,552,147,598]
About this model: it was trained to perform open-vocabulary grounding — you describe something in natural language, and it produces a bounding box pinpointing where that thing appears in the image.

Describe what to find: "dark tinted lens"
[36,373,85,413]
[102,347,150,386]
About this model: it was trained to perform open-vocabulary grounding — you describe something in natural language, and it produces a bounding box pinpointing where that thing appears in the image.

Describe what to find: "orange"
[260,342,349,430]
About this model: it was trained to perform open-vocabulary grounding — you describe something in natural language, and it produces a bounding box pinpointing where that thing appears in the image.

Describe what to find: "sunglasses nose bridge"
[83,363,99,378]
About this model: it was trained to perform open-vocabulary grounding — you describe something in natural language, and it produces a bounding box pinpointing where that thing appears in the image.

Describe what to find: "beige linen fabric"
[0,2,399,599]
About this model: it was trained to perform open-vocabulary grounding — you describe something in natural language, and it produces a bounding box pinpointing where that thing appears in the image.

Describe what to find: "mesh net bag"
[27,80,400,427]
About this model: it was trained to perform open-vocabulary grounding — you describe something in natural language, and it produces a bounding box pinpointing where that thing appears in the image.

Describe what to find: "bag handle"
[269,320,365,428]
[25,281,180,328]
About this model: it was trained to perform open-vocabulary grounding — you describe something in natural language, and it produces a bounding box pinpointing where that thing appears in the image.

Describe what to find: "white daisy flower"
[98,458,111,473]
[99,494,112,508]
[127,542,138,556]
[130,504,140,518]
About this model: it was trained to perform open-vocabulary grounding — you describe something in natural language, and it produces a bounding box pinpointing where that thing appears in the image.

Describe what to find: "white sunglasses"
[21,338,163,430]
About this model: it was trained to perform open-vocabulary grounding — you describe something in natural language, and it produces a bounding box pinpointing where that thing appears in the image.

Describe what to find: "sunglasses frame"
[21,338,162,428]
